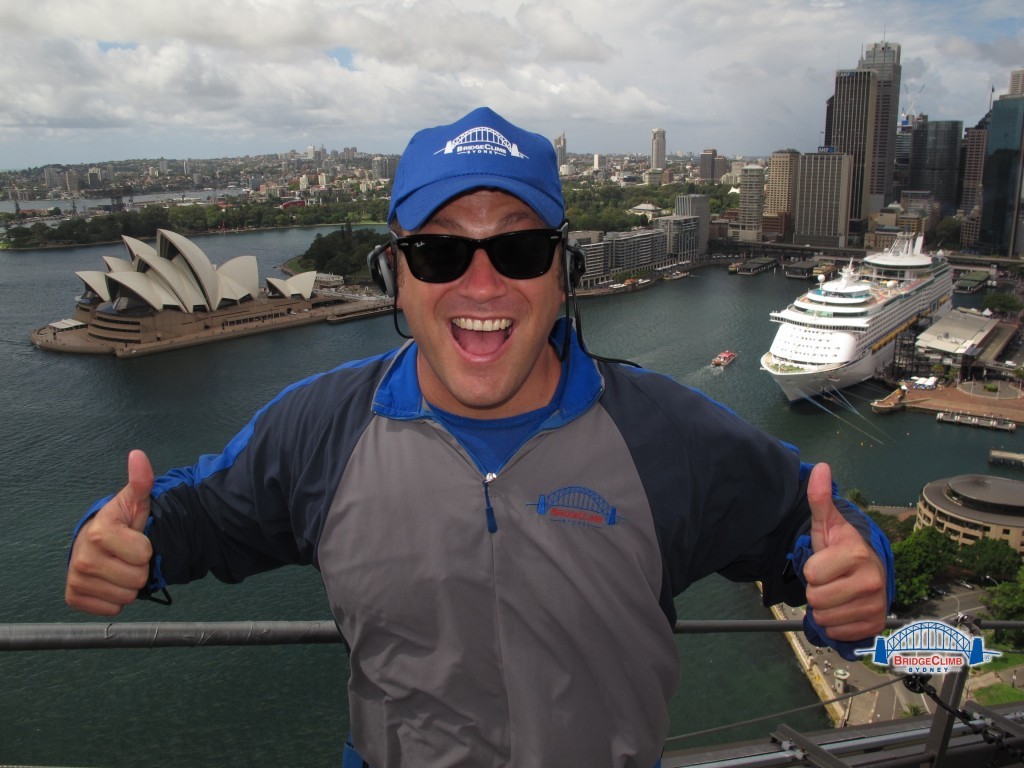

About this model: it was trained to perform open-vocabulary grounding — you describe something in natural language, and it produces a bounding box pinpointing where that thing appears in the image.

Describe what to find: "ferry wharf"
[871,380,1024,427]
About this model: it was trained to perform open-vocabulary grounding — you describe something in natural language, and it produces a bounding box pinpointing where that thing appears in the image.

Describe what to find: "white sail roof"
[266,271,317,299]
[86,230,277,314]
[75,270,113,301]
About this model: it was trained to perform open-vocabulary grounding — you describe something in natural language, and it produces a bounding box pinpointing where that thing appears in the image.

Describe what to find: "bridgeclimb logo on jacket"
[530,486,617,529]
[856,619,1000,674]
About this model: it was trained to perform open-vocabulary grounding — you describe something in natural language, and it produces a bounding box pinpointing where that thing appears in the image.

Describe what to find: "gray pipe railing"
[1,617,1017,651]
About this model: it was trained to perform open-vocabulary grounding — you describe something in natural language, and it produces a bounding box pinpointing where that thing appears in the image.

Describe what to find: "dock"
[888,380,1024,426]
[990,449,1024,469]
[870,388,905,413]
[736,257,778,275]
[935,411,1017,432]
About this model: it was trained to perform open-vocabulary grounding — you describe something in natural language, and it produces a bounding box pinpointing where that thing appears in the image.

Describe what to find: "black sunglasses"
[392,228,563,283]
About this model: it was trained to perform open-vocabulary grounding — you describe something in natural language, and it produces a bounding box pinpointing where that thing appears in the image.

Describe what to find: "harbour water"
[1,229,1018,766]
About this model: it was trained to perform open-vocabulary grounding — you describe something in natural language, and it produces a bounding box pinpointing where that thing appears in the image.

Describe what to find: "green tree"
[958,538,1020,584]
[985,565,1024,647]
[891,525,956,609]
[926,217,961,250]
[982,292,1023,315]
[296,227,380,277]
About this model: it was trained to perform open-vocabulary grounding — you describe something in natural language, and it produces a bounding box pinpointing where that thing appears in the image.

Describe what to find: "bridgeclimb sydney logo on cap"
[857,619,1000,674]
[435,124,528,159]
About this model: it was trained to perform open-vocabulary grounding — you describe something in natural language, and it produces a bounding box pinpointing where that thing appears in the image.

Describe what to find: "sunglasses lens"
[397,230,558,283]
[490,232,556,279]
[403,239,472,283]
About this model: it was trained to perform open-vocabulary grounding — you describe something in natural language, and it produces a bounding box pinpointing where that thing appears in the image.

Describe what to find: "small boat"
[712,350,737,367]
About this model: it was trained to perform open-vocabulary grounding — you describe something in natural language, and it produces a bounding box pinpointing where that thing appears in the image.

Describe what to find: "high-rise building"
[908,117,963,217]
[735,165,765,242]
[713,156,727,181]
[674,194,710,254]
[554,133,567,169]
[959,114,989,249]
[371,155,396,180]
[653,216,700,261]
[699,149,718,181]
[858,41,902,208]
[1010,69,1024,97]
[980,90,1024,256]
[651,128,666,171]
[765,150,800,216]
[793,152,852,247]
[829,68,877,228]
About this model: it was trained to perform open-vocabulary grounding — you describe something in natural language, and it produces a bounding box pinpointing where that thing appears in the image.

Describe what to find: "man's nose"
[458,248,506,297]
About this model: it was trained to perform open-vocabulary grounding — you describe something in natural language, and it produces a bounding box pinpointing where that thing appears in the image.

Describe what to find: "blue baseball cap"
[388,107,565,231]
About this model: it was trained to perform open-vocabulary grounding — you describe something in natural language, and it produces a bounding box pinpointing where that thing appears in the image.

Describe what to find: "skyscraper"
[1010,69,1024,97]
[858,41,902,209]
[651,128,666,171]
[829,68,877,231]
[908,117,963,216]
[794,152,852,248]
[959,114,990,250]
[674,194,710,254]
[736,165,765,242]
[699,149,718,181]
[554,133,567,169]
[980,90,1024,256]
[765,150,800,216]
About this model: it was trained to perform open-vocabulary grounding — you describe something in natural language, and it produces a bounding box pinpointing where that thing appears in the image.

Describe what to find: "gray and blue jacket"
[76,319,893,768]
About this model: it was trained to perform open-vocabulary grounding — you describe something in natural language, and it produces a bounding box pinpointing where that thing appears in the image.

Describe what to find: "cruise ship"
[760,233,953,402]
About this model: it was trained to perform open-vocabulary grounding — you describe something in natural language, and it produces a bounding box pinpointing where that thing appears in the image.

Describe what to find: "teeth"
[453,318,512,332]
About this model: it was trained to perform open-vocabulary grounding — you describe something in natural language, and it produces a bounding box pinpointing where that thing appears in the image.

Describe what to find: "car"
[955,579,975,590]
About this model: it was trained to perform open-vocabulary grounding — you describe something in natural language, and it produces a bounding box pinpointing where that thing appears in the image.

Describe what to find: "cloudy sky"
[1,0,1021,171]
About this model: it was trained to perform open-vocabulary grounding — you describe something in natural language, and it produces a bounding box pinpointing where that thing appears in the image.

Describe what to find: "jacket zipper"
[483,473,498,534]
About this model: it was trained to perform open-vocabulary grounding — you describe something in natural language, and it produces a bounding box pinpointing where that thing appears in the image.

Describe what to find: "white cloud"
[0,0,1021,168]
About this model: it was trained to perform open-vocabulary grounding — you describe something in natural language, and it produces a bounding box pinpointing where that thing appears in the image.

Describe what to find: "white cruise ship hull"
[759,347,891,403]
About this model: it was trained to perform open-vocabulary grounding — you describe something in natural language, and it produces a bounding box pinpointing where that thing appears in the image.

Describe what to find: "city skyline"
[0,0,1021,171]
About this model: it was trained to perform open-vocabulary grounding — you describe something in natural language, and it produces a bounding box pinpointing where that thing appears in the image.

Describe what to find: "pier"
[936,411,1017,431]
[990,449,1024,469]
[736,257,778,275]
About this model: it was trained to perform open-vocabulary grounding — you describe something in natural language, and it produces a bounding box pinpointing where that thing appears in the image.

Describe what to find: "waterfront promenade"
[873,379,1024,425]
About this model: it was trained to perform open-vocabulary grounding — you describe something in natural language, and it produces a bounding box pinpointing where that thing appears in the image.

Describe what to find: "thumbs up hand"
[66,450,155,616]
[801,463,888,642]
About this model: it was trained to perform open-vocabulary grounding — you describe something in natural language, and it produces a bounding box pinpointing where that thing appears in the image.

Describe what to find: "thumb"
[808,462,842,552]
[119,449,154,532]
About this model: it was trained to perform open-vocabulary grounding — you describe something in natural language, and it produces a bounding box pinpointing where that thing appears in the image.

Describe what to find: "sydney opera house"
[32,229,389,357]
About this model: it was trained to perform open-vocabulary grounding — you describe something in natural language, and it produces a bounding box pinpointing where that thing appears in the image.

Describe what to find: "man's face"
[395,189,565,419]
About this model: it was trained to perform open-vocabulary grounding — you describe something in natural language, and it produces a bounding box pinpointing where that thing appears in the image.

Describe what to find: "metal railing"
[4,617,1024,768]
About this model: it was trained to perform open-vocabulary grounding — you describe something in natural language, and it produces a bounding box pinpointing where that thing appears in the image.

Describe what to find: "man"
[66,107,892,768]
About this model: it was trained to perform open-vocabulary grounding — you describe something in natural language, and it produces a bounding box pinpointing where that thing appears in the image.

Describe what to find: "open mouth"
[451,317,513,356]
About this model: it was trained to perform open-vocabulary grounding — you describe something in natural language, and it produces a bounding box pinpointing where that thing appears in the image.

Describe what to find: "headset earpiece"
[566,240,585,288]
[368,242,396,298]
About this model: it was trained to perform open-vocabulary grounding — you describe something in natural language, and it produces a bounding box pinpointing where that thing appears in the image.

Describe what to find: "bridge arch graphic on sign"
[437,127,526,158]
[534,487,617,525]
[863,620,998,665]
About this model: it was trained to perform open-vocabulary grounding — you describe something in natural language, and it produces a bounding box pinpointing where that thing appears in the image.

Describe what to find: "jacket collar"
[372,318,603,427]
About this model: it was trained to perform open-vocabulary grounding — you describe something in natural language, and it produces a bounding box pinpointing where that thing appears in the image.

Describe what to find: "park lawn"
[973,682,1024,705]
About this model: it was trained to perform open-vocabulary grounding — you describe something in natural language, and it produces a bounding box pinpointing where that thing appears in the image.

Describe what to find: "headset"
[367,223,636,367]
